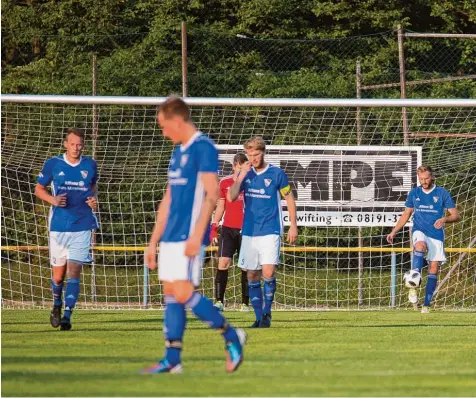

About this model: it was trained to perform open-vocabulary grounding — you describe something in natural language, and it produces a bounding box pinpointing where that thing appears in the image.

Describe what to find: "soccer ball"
[404,270,422,288]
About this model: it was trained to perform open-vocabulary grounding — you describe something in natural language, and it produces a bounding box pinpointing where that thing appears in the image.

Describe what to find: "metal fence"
[2,25,475,100]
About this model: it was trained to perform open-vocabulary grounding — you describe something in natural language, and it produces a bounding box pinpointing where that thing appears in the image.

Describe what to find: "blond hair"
[244,136,266,152]
[417,165,434,175]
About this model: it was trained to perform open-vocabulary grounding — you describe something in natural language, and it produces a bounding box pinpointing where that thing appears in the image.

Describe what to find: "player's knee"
[218,258,231,270]
[247,270,260,282]
[67,260,83,279]
[261,265,275,279]
[428,262,440,274]
[173,281,195,304]
[414,241,427,252]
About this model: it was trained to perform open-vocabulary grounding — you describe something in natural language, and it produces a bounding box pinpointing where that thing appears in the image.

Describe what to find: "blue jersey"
[240,164,291,237]
[405,185,456,242]
[162,133,218,244]
[37,155,99,232]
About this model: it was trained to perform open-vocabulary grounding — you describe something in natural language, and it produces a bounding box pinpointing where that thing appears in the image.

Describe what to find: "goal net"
[2,96,475,310]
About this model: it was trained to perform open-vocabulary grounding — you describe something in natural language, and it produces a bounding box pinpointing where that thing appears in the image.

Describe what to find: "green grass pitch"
[2,310,476,396]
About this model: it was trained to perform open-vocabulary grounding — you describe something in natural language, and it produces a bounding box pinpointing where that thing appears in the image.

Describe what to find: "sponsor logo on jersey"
[433,196,439,203]
[264,178,272,187]
[79,181,85,187]
[180,154,189,167]
[416,197,420,201]
[58,171,65,176]
[245,179,251,184]
[81,170,88,179]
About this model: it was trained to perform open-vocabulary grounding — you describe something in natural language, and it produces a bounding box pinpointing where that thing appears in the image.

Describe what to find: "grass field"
[2,310,476,397]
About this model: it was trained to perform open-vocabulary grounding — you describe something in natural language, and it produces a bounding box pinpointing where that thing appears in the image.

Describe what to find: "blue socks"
[263,277,276,316]
[412,250,426,273]
[424,274,438,307]
[248,281,263,322]
[64,278,80,320]
[164,295,186,366]
[185,292,238,343]
[51,280,63,307]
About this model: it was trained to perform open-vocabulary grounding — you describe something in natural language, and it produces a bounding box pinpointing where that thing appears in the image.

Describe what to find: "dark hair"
[158,96,190,121]
[64,128,85,141]
[233,152,247,165]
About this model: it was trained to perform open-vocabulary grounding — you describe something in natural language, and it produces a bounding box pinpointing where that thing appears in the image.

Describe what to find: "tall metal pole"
[91,53,98,303]
[356,60,364,306]
[398,25,409,145]
[181,22,188,97]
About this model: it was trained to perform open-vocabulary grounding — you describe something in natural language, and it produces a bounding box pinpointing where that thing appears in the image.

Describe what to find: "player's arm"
[34,183,67,207]
[227,161,251,202]
[386,207,414,243]
[86,183,98,211]
[210,197,225,245]
[434,207,460,229]
[284,191,298,244]
[145,185,171,270]
[185,173,220,257]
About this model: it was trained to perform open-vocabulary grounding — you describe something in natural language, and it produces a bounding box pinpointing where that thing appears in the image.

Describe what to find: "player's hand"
[210,223,219,246]
[145,244,158,270]
[386,231,396,244]
[287,224,298,244]
[86,196,97,211]
[53,193,67,207]
[238,161,251,180]
[434,217,446,229]
[184,234,201,257]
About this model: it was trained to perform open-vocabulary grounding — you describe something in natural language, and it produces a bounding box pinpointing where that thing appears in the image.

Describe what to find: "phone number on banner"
[282,211,408,227]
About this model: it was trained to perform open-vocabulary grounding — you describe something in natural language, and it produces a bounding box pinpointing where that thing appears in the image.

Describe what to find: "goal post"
[1,95,475,310]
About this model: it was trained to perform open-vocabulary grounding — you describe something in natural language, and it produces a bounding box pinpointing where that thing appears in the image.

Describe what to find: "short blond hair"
[244,136,266,152]
[417,165,434,175]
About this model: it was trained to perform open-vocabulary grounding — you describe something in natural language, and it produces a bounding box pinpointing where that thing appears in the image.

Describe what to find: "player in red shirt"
[210,153,249,312]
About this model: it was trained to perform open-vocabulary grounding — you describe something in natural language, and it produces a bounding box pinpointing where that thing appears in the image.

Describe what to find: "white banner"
[218,145,421,227]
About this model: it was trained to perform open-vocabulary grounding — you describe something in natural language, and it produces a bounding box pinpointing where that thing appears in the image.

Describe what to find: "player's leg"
[142,242,246,374]
[260,264,276,328]
[412,232,428,273]
[215,227,234,310]
[236,233,250,311]
[409,232,429,306]
[239,236,262,326]
[421,237,445,313]
[259,234,280,328]
[60,230,93,330]
[49,232,67,328]
[140,281,186,374]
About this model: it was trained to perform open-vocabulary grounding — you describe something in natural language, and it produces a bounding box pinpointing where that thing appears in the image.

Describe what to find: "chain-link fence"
[2,25,475,99]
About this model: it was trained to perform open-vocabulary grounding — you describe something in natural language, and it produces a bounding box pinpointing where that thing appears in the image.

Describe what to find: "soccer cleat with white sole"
[140,359,183,374]
[214,301,224,312]
[421,306,430,314]
[239,304,250,312]
[225,328,247,373]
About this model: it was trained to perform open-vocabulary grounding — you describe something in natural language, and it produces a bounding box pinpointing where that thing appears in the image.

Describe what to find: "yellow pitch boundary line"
[1,246,475,253]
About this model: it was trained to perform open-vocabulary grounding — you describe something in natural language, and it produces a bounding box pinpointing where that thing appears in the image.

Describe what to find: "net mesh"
[1,99,475,310]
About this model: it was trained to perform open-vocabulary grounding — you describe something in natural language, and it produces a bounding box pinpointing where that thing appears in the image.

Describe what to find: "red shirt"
[219,175,244,229]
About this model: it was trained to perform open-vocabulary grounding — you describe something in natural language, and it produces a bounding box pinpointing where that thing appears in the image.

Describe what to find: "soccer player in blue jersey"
[141,96,246,374]
[34,128,98,330]
[387,165,460,313]
[228,136,298,328]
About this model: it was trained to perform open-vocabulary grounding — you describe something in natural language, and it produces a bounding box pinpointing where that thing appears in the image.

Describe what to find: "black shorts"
[217,226,242,258]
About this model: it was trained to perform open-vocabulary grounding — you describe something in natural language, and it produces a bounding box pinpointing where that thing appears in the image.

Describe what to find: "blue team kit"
[405,185,456,242]
[37,154,98,232]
